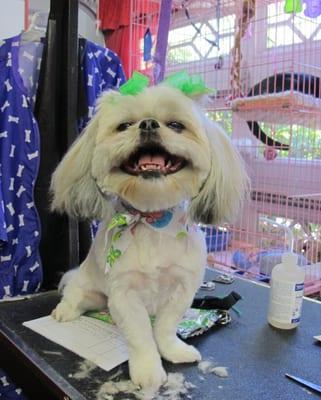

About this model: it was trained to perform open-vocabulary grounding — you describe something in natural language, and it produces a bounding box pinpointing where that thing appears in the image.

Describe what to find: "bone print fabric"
[0,35,125,298]
[0,369,29,400]
[0,35,42,298]
[79,38,126,129]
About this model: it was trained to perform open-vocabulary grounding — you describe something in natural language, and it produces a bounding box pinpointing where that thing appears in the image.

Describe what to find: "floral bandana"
[105,203,190,272]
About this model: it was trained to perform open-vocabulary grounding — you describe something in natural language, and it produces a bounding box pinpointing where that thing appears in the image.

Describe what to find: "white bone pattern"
[8,115,19,123]
[22,95,28,108]
[87,74,93,86]
[4,79,13,91]
[107,67,116,78]
[18,214,25,226]
[3,286,11,296]
[1,255,12,262]
[8,177,14,190]
[22,280,29,292]
[16,164,25,177]
[25,129,31,142]
[26,245,32,257]
[6,202,15,215]
[9,144,16,157]
[27,150,38,160]
[1,100,10,112]
[16,185,26,198]
[30,262,40,272]
[6,224,14,233]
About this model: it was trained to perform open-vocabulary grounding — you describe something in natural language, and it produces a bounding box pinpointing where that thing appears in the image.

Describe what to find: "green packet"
[85,308,231,339]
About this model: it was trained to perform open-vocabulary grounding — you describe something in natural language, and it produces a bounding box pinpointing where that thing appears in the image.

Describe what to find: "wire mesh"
[128,0,321,296]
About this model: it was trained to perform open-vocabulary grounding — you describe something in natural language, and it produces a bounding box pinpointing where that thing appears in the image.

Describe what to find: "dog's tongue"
[138,154,166,169]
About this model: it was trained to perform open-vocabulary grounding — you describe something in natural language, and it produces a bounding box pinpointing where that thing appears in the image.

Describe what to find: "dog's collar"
[119,201,175,227]
[105,203,190,271]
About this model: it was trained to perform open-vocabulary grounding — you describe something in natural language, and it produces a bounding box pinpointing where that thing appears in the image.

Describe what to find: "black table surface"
[0,269,321,400]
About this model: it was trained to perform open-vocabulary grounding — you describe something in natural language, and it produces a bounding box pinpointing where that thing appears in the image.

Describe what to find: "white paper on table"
[23,315,129,371]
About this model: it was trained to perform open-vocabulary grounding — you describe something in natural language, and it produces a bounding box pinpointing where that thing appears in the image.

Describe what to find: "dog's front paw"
[52,301,82,322]
[129,351,167,391]
[158,338,201,364]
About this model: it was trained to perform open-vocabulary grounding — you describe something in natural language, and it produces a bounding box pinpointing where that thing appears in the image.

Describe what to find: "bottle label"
[295,283,304,291]
[268,281,304,324]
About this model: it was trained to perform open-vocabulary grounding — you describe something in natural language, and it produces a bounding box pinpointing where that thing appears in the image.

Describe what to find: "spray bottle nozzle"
[282,252,298,265]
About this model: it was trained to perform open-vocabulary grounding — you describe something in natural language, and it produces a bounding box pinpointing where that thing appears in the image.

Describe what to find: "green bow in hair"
[284,0,302,13]
[164,71,213,96]
[119,71,150,95]
[118,70,213,97]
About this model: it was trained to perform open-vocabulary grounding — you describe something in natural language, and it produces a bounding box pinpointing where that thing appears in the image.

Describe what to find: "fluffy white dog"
[51,81,248,392]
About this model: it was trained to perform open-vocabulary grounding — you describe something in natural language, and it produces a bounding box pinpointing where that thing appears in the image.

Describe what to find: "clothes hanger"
[21,11,48,43]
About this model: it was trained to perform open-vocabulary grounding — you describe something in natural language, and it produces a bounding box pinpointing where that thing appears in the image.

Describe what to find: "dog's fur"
[51,85,248,391]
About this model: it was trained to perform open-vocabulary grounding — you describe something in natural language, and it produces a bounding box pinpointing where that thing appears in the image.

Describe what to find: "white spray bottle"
[267,252,305,329]
[259,217,305,329]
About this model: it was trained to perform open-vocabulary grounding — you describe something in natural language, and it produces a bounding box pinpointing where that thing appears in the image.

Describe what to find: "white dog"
[51,81,248,392]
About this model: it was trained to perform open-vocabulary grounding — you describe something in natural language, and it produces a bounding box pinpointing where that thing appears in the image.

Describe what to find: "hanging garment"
[0,175,7,244]
[0,35,43,298]
[0,34,125,298]
[80,38,126,129]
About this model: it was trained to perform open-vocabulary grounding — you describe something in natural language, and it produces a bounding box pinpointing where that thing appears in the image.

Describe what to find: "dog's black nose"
[139,119,160,131]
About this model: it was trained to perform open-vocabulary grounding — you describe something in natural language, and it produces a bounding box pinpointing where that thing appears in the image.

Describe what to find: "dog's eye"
[116,122,134,132]
[166,121,185,133]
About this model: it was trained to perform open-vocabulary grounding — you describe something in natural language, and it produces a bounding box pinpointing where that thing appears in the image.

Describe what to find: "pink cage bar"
[128,0,321,297]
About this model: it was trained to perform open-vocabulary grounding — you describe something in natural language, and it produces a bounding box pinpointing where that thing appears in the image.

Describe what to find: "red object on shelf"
[99,0,160,78]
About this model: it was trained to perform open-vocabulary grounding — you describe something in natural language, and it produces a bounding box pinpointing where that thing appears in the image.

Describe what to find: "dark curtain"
[34,0,83,289]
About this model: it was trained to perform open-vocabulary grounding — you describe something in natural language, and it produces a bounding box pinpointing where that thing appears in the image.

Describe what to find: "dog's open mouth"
[120,144,187,178]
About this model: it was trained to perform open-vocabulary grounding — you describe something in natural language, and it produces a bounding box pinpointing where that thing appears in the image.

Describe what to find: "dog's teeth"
[165,160,172,168]
[139,163,164,172]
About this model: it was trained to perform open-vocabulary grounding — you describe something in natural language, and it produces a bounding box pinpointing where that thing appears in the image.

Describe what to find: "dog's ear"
[50,92,120,219]
[189,116,249,225]
[50,115,104,219]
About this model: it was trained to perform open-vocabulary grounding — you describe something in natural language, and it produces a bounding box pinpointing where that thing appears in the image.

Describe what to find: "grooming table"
[0,270,320,400]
